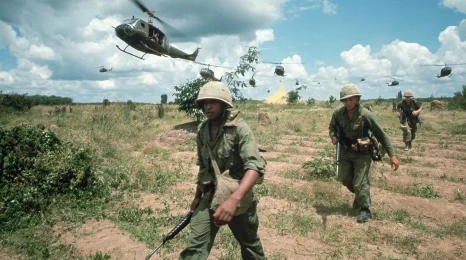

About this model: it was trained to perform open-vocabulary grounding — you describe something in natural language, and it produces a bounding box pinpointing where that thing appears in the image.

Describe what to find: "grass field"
[1,101,465,260]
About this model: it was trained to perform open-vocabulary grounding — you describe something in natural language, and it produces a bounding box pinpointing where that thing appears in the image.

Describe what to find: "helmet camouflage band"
[340,83,362,100]
[196,81,233,108]
[404,90,413,97]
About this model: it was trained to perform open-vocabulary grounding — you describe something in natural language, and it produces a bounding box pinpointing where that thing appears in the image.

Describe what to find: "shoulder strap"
[207,146,221,179]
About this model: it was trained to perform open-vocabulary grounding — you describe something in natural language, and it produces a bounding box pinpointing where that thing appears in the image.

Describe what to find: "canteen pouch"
[356,137,371,152]
[211,170,253,216]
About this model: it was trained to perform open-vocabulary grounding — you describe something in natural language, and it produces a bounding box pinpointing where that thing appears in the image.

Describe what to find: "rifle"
[335,125,342,178]
[145,210,194,260]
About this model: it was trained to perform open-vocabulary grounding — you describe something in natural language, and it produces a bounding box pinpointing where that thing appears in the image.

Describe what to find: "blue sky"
[0,0,465,103]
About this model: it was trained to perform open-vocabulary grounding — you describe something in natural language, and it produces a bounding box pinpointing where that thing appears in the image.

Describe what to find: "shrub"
[302,157,336,180]
[0,125,101,231]
[157,104,165,119]
[0,93,32,111]
[127,100,136,111]
[286,90,300,103]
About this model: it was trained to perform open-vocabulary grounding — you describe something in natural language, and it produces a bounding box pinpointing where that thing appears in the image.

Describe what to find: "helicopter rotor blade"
[195,62,233,69]
[153,16,185,37]
[131,0,152,17]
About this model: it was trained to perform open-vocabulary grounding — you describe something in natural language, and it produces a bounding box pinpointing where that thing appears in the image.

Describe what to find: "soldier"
[329,83,399,223]
[397,90,422,151]
[392,99,397,112]
[179,81,266,259]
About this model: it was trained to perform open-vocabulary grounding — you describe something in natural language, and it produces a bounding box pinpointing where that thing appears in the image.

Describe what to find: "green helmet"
[404,90,413,97]
[340,83,362,100]
[196,81,233,108]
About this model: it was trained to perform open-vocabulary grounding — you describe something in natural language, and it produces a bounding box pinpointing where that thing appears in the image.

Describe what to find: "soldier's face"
[341,96,358,111]
[203,99,224,121]
[405,96,412,104]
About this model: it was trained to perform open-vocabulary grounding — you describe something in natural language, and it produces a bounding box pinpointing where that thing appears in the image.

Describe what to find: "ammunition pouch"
[350,137,371,152]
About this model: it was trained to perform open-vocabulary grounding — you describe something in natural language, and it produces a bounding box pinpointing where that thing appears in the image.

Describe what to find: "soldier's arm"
[329,110,337,141]
[236,122,265,178]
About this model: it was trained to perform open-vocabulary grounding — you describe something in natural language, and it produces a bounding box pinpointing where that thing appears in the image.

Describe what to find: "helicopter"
[261,61,305,77]
[197,63,231,82]
[295,79,300,85]
[114,0,200,61]
[359,77,366,82]
[386,77,402,87]
[421,63,466,78]
[96,65,112,72]
[249,72,257,86]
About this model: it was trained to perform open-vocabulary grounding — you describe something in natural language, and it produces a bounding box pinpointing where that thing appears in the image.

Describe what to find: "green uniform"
[397,99,421,142]
[329,105,396,209]
[179,110,266,260]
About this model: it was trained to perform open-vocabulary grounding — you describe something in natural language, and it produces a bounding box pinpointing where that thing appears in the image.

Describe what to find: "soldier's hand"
[331,136,337,145]
[213,197,238,226]
[390,156,399,171]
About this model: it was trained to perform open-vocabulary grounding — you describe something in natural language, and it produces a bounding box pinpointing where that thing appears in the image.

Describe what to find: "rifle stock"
[145,210,194,260]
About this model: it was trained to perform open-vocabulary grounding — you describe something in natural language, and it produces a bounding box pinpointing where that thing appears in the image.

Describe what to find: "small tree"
[126,100,136,111]
[103,99,110,107]
[223,46,260,101]
[173,77,211,122]
[329,95,337,104]
[397,90,402,101]
[286,90,300,104]
[161,94,168,104]
[307,97,316,106]
[0,93,32,111]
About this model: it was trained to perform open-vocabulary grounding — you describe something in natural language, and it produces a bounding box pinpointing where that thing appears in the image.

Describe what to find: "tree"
[173,77,211,122]
[329,95,337,104]
[103,99,110,107]
[161,94,168,104]
[286,90,301,103]
[126,100,136,111]
[397,90,402,101]
[223,46,260,101]
[448,85,466,110]
[0,93,32,111]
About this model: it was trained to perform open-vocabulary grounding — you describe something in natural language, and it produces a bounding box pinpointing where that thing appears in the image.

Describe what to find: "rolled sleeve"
[236,123,265,177]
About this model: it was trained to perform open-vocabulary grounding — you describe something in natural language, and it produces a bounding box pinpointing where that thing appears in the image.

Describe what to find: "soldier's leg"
[410,121,418,141]
[352,153,372,209]
[228,200,266,260]
[179,199,219,260]
[339,151,355,193]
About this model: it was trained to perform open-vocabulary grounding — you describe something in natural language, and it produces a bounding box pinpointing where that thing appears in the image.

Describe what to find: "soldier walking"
[397,90,423,151]
[179,81,266,260]
[329,84,399,223]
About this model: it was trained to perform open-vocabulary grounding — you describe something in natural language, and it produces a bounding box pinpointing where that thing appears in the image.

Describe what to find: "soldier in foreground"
[179,81,266,260]
[329,83,399,223]
[397,90,423,151]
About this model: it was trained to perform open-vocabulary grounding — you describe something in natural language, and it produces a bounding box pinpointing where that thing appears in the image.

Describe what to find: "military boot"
[408,141,412,149]
[357,208,371,223]
[403,142,409,151]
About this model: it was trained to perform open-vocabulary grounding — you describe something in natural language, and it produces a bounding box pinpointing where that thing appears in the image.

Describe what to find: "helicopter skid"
[116,45,147,60]
[140,42,167,57]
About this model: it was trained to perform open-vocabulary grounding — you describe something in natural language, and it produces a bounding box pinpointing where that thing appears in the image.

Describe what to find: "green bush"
[448,85,466,110]
[0,125,101,231]
[302,157,336,180]
[0,93,32,111]
[286,90,300,103]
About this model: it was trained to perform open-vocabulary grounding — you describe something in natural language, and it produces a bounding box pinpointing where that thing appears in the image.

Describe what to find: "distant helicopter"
[197,63,231,82]
[295,79,299,85]
[421,63,466,78]
[261,61,304,77]
[96,66,112,72]
[386,77,402,87]
[249,72,257,86]
[360,77,366,82]
[114,0,200,61]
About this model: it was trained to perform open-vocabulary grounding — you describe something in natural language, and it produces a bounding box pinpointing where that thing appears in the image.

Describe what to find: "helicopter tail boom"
[186,47,200,61]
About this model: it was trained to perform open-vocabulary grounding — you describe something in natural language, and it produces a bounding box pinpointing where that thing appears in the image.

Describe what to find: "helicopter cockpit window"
[123,18,139,26]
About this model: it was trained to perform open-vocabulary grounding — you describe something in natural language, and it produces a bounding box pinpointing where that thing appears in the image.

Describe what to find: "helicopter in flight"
[249,72,257,86]
[359,77,366,82]
[386,77,402,87]
[197,63,232,82]
[96,65,112,73]
[114,0,200,61]
[421,63,466,78]
[261,61,305,77]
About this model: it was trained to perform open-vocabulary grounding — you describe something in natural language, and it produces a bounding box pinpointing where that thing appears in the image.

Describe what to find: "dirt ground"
[47,107,466,260]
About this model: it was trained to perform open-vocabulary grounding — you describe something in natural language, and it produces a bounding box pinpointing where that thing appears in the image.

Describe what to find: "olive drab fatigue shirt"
[329,105,396,157]
[397,99,421,122]
[196,110,265,187]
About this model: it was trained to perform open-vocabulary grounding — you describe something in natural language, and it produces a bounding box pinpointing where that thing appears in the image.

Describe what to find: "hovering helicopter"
[421,63,466,78]
[114,0,200,61]
[295,79,299,85]
[261,61,305,77]
[360,77,366,82]
[197,63,231,82]
[249,72,257,86]
[386,77,402,87]
[96,66,112,73]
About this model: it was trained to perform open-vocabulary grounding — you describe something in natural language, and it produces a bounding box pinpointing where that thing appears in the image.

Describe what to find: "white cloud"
[441,0,466,14]
[322,0,337,14]
[96,80,116,90]
[0,71,14,85]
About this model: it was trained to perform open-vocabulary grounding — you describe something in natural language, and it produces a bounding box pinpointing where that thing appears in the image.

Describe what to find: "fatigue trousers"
[338,150,372,209]
[179,197,265,260]
[402,120,418,143]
